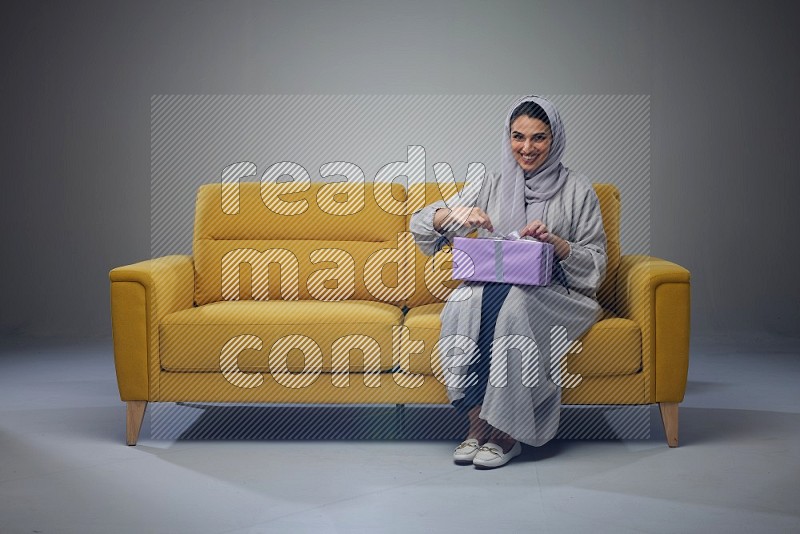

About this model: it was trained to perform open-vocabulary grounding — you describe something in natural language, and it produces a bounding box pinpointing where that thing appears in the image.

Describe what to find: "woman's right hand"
[433,206,494,233]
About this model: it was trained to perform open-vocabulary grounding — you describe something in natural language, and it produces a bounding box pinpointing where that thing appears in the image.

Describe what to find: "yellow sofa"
[110,181,690,446]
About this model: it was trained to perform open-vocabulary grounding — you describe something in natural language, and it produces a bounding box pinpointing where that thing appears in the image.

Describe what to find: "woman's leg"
[487,427,517,453]
[466,404,491,442]
[452,283,514,442]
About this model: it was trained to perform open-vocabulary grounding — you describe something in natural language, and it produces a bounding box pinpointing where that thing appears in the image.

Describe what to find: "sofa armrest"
[616,254,691,403]
[109,255,195,401]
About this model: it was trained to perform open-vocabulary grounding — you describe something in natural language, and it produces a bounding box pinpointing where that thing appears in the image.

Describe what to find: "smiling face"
[509,115,552,173]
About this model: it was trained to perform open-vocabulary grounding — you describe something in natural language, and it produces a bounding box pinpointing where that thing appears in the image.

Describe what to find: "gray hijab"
[495,95,569,235]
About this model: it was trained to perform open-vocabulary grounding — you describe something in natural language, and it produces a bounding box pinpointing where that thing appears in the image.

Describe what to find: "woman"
[409,95,607,468]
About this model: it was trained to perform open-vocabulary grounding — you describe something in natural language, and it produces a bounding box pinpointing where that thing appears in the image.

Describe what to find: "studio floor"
[0,332,798,534]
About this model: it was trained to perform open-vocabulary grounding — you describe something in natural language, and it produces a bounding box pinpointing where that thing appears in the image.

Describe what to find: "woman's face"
[509,115,552,173]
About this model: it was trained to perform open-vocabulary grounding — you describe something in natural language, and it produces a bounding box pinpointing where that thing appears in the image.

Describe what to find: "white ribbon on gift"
[487,231,521,283]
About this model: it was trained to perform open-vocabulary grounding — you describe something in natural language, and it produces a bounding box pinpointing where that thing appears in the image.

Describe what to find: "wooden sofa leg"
[126,401,148,446]
[659,402,679,447]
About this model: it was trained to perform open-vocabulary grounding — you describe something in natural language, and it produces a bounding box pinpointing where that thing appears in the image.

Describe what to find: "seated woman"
[409,95,607,468]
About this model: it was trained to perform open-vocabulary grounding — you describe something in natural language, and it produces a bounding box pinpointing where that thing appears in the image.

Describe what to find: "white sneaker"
[472,441,522,469]
[453,438,481,464]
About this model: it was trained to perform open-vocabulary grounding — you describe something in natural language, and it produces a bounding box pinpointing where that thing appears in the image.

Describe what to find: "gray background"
[150,94,650,258]
[1,0,798,339]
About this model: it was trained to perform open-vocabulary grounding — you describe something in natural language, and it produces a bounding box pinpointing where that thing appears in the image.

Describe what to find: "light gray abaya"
[408,96,608,446]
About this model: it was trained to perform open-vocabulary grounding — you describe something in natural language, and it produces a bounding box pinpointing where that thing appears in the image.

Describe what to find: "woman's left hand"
[519,220,571,261]
[519,220,550,241]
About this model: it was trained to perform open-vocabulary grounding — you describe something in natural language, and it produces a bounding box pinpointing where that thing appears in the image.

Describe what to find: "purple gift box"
[451,236,554,286]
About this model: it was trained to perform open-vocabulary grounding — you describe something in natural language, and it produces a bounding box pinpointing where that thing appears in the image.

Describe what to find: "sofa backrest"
[404,182,621,312]
[193,182,410,305]
[592,184,621,311]
[192,181,621,311]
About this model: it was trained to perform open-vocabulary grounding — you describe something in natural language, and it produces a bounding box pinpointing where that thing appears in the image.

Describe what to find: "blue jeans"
[451,282,513,417]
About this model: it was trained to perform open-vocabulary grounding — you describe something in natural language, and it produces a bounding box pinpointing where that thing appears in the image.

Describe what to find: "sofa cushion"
[194,182,407,242]
[193,182,410,305]
[194,236,418,306]
[160,300,403,373]
[402,304,641,378]
[401,303,449,377]
[567,317,641,377]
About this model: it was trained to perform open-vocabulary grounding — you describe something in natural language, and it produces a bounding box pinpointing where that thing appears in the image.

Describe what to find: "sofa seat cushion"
[402,304,641,378]
[160,300,403,373]
[404,303,447,330]
[567,317,642,378]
